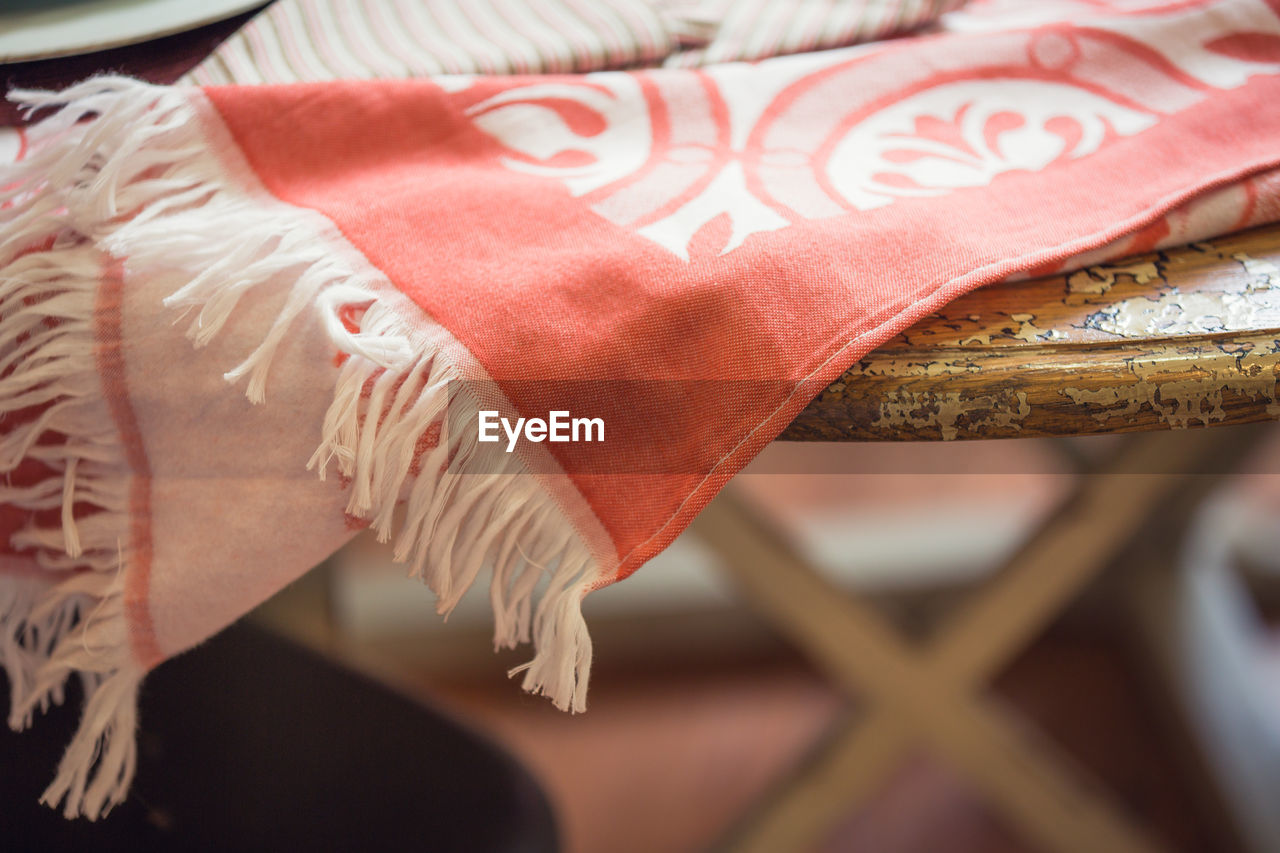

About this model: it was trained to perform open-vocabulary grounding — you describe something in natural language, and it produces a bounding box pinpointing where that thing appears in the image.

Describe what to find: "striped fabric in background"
[183,0,961,84]
[184,0,673,82]
[661,0,965,67]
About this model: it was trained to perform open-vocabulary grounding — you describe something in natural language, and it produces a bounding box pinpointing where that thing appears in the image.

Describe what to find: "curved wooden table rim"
[786,222,1280,441]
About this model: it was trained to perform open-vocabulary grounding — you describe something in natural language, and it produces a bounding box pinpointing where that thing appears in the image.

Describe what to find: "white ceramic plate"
[0,0,264,63]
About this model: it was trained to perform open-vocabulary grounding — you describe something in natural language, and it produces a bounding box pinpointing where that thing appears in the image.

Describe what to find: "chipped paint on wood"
[1062,344,1280,429]
[1086,288,1280,337]
[856,357,981,378]
[1008,313,1063,343]
[1067,261,1160,294]
[877,389,1030,440]
[1083,246,1280,338]
[1235,253,1279,280]
[784,223,1280,441]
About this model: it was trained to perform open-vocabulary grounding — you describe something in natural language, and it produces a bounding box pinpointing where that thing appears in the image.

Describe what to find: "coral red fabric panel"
[207,0,1280,579]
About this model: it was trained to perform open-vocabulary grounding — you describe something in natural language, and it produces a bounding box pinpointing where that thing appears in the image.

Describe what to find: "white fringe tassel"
[1,127,143,818]
[1,75,599,815]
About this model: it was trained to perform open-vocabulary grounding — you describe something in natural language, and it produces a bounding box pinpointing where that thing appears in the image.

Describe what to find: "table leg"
[698,427,1262,852]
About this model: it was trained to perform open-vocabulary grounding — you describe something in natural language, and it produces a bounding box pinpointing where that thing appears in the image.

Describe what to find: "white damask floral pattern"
[458,0,1280,260]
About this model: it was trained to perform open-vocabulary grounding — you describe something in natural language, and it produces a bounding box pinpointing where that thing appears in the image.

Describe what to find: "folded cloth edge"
[0,76,600,819]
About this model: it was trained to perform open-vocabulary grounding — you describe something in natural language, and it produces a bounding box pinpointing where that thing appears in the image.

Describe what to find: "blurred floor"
[255,432,1280,853]
[398,622,1217,853]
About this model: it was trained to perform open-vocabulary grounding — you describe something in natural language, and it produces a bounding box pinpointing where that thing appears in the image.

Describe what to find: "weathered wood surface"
[784,223,1280,441]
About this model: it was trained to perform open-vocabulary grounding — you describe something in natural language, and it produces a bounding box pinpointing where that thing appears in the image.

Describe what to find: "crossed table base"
[695,426,1265,853]
[695,224,1280,853]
